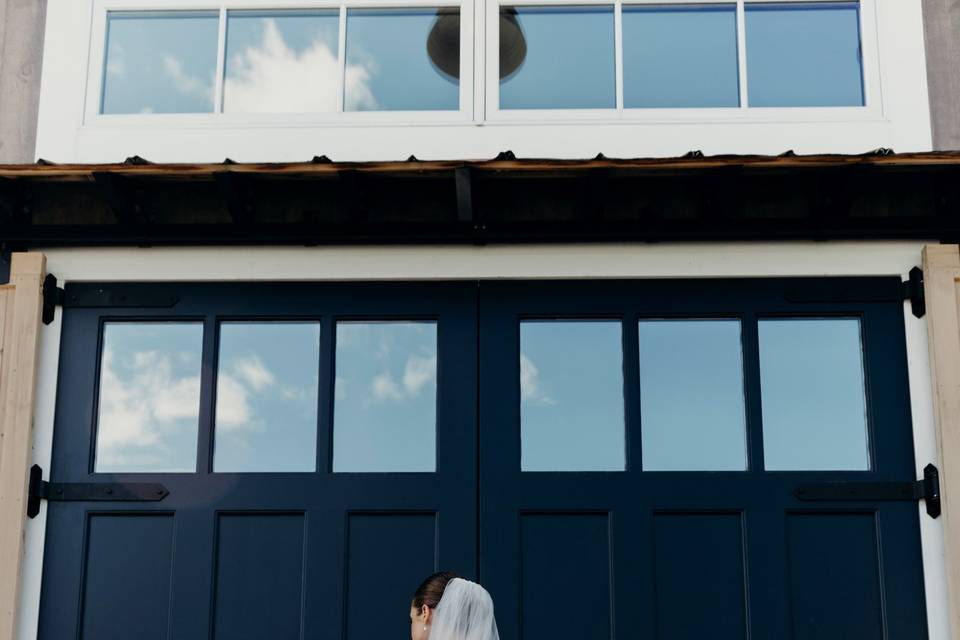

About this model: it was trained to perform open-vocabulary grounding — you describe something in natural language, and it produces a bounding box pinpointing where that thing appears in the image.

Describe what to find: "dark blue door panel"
[478,279,928,640]
[38,279,928,640]
[38,283,478,640]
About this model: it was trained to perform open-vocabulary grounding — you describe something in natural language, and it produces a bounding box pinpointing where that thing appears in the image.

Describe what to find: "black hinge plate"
[794,463,940,518]
[42,275,180,325]
[27,464,170,518]
[783,267,925,318]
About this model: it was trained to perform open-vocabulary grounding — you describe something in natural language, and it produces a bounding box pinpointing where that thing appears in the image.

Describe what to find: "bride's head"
[409,572,499,640]
[410,571,458,640]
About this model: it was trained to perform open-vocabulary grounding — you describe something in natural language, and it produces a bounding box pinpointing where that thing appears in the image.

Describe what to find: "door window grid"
[85,0,881,125]
[88,312,872,475]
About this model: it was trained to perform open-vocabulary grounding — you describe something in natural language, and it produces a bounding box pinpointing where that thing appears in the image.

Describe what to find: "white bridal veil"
[429,578,500,640]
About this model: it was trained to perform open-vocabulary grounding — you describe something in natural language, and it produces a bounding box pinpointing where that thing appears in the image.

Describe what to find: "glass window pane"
[94,323,202,472]
[520,321,625,471]
[745,2,864,107]
[345,8,460,111]
[639,320,747,471]
[102,11,219,114]
[213,323,320,472]
[759,318,870,470]
[500,6,616,110]
[224,11,340,114]
[623,4,739,108]
[333,322,437,472]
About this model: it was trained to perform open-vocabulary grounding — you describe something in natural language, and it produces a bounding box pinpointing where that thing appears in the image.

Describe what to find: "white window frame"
[82,0,476,128]
[485,0,884,124]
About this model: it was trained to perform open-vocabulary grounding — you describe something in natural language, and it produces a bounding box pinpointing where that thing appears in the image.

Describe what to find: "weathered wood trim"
[0,252,46,640]
[923,244,960,640]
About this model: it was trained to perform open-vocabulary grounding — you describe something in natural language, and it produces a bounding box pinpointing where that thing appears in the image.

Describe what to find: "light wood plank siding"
[0,253,46,640]
[924,244,960,640]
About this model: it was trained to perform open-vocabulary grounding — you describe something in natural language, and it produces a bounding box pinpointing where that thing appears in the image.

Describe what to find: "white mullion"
[473,0,485,122]
[736,0,748,108]
[486,0,499,120]
[614,0,623,113]
[213,4,228,114]
[337,3,347,113]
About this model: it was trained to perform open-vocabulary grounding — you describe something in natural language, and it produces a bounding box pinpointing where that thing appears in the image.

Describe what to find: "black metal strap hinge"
[794,463,941,518]
[902,266,926,318]
[783,266,925,318]
[41,273,64,325]
[41,274,180,325]
[27,464,170,518]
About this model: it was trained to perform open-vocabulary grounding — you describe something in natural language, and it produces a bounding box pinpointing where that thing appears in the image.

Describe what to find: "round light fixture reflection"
[427,8,527,80]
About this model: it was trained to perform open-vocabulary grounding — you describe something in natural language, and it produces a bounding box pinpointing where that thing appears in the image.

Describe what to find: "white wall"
[17,241,950,639]
[34,0,933,163]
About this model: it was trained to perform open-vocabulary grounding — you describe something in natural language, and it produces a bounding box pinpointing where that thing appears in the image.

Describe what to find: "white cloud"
[282,386,307,401]
[96,348,201,469]
[520,353,554,405]
[215,374,253,430]
[234,355,275,391]
[106,44,127,78]
[403,355,436,395]
[162,54,214,103]
[223,18,377,113]
[372,372,404,402]
[335,376,348,400]
[371,354,436,402]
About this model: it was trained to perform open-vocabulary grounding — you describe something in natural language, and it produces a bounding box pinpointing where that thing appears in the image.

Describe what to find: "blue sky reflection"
[500,6,616,110]
[333,322,437,472]
[520,321,625,471]
[95,323,203,472]
[759,318,871,470]
[639,320,747,471]
[224,11,343,113]
[345,9,459,111]
[102,11,219,114]
[213,322,320,472]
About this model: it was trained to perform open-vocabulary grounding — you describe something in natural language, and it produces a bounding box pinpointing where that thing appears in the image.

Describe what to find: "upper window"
[96,2,469,118]
[91,0,872,121]
[489,0,867,115]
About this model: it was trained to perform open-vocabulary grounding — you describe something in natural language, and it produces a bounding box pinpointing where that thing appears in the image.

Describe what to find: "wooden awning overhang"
[2,150,960,248]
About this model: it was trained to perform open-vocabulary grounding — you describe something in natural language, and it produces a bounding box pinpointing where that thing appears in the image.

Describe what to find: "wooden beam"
[0,252,46,640]
[922,244,960,640]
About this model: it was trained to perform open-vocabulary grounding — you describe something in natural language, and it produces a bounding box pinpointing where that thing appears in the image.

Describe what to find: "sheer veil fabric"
[429,578,500,640]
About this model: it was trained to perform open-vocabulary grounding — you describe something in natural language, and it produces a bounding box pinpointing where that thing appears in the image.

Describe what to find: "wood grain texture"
[923,244,960,640]
[0,252,45,640]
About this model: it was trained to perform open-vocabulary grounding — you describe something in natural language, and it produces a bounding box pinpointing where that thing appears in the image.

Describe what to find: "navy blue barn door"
[37,278,930,639]
[478,279,929,640]
[37,282,478,640]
